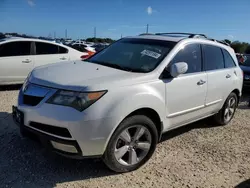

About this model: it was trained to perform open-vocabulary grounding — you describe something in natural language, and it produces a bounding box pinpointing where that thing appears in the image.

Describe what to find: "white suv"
[13,33,243,172]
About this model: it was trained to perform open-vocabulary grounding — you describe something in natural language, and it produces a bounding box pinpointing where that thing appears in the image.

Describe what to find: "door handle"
[60,57,67,60]
[226,74,231,79]
[22,59,31,63]
[197,80,206,85]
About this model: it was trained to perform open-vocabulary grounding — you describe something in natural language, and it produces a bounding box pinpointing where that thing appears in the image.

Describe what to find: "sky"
[0,0,250,42]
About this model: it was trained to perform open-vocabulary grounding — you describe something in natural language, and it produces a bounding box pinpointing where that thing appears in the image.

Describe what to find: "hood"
[29,61,152,91]
[240,65,250,74]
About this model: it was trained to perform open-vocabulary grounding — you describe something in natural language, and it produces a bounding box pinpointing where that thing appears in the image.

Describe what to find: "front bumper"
[243,80,250,88]
[14,84,119,158]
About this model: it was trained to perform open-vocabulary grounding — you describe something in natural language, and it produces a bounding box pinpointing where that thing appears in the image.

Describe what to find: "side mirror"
[170,62,188,77]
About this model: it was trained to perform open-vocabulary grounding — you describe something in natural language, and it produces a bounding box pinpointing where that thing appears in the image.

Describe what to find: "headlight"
[46,90,107,111]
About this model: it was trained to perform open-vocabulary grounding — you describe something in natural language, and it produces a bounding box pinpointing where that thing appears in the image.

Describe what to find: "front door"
[0,41,34,84]
[162,43,207,128]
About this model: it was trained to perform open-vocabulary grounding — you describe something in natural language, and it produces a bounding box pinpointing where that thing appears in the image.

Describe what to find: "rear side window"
[0,41,31,57]
[171,43,202,74]
[203,44,224,71]
[59,46,68,53]
[35,42,59,55]
[222,49,236,68]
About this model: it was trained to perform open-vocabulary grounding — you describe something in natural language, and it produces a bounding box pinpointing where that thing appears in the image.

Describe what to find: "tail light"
[81,51,96,60]
[80,54,90,60]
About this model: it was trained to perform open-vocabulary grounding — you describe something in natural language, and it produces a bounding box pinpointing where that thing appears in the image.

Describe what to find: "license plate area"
[12,106,24,126]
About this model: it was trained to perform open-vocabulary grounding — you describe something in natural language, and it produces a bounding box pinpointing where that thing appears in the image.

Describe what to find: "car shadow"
[160,92,250,142]
[235,179,250,188]
[0,84,22,91]
[0,112,115,188]
[160,117,217,142]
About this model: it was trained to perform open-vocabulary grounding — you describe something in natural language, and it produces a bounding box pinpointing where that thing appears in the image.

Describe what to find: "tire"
[213,92,238,125]
[103,115,158,173]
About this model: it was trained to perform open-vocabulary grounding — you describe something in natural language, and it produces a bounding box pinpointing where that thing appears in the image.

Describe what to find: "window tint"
[222,49,236,68]
[171,43,202,74]
[59,46,68,53]
[0,41,31,57]
[35,42,59,55]
[203,45,224,71]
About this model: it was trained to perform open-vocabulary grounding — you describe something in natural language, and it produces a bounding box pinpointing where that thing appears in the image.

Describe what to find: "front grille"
[29,122,72,138]
[23,95,44,106]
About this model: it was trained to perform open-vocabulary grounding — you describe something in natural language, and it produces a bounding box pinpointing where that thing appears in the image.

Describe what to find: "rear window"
[87,38,176,73]
[222,49,236,68]
[35,42,68,55]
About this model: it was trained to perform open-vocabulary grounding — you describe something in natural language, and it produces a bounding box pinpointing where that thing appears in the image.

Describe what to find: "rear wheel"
[103,115,158,172]
[213,92,238,125]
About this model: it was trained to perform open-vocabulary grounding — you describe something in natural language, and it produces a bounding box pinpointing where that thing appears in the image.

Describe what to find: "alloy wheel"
[224,97,236,122]
[114,125,152,166]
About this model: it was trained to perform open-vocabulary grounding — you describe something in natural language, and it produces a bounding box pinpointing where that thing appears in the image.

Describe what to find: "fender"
[102,83,166,149]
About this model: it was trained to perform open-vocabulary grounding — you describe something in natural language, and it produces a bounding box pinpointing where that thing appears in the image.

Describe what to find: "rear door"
[202,44,231,111]
[0,41,34,84]
[34,42,69,67]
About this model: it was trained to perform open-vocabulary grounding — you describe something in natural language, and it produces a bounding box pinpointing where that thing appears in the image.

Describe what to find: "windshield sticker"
[141,50,161,59]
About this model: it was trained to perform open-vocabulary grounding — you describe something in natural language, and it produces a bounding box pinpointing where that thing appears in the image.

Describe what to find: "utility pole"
[146,24,149,33]
[65,29,67,39]
[121,34,123,38]
[94,27,96,38]
[54,31,56,39]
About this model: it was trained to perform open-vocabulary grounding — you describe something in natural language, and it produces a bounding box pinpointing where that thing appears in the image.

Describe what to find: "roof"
[0,37,69,48]
[126,34,183,42]
[126,33,231,48]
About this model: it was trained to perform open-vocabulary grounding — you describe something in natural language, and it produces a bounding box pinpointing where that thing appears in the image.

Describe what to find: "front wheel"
[103,115,158,172]
[213,92,238,125]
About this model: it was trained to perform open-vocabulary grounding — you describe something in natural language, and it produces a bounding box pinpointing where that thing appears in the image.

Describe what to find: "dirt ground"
[0,85,249,188]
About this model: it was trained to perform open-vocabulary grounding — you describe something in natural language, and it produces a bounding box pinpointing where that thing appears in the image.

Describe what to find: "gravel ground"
[0,86,250,188]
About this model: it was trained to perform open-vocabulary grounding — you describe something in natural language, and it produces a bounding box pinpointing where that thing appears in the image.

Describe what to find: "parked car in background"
[13,33,243,172]
[68,44,96,58]
[92,44,109,52]
[239,54,250,88]
[0,38,87,85]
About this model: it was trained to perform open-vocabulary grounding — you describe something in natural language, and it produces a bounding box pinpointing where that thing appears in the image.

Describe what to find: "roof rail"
[155,32,230,46]
[155,32,207,38]
[205,38,230,46]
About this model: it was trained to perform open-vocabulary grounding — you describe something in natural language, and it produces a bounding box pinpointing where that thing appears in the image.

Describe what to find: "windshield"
[86,38,176,73]
[243,55,250,66]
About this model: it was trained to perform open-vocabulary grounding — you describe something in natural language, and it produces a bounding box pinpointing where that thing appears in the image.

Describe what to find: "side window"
[171,43,202,74]
[59,46,68,53]
[35,42,59,55]
[203,44,224,71]
[222,49,236,68]
[0,41,31,57]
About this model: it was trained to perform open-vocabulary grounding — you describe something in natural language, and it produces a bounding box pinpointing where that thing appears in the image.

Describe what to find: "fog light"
[51,141,78,153]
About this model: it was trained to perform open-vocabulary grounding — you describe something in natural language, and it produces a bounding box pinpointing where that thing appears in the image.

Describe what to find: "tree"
[245,45,250,54]
[230,41,249,53]
[86,37,115,43]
